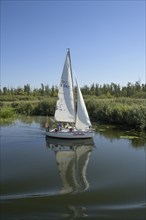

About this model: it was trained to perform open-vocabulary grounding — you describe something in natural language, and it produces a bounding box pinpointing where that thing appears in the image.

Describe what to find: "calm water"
[0,117,146,220]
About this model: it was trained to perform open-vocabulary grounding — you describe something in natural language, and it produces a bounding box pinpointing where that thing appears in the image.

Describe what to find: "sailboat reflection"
[46,138,94,194]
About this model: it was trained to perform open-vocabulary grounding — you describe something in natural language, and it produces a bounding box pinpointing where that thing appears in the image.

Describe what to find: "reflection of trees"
[96,125,146,148]
[18,116,55,130]
[131,137,146,147]
[17,116,49,129]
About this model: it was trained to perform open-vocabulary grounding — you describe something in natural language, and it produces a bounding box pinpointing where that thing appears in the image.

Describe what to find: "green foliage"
[82,97,146,130]
[0,95,36,102]
[9,98,56,116]
[1,81,146,130]
[33,99,56,116]
[1,98,146,130]
[14,102,35,115]
[0,107,15,119]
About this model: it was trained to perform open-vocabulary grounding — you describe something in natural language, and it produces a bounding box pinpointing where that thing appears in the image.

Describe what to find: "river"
[0,117,145,220]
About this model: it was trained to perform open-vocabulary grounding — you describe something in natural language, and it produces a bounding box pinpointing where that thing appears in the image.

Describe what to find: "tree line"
[1,81,146,98]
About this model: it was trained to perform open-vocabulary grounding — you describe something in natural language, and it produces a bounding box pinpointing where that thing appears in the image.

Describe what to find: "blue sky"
[1,0,145,89]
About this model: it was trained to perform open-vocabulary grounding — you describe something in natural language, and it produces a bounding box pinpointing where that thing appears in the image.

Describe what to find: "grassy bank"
[1,96,146,130]
[86,97,146,130]
[0,106,16,124]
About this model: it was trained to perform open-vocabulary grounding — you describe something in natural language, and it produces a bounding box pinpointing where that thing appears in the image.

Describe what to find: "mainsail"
[55,49,92,130]
[75,80,92,130]
[54,50,75,123]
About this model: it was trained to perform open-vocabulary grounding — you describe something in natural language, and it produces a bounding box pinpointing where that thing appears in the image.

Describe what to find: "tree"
[24,84,31,95]
[3,87,8,95]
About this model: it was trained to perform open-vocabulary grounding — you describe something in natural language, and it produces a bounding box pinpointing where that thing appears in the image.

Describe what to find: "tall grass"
[86,98,146,130]
[11,98,56,116]
[1,97,146,130]
[0,107,15,118]
[0,107,15,124]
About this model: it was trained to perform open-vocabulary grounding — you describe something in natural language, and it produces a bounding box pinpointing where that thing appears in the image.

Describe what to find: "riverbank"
[1,96,146,130]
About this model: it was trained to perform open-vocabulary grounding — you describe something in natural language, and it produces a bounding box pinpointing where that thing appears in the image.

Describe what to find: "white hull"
[46,129,94,139]
[46,137,94,147]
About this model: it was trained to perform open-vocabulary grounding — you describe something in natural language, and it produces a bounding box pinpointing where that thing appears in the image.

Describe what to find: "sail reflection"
[46,138,94,194]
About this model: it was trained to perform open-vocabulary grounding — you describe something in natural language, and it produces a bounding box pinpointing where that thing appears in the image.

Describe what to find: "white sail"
[46,49,94,139]
[54,50,75,123]
[75,80,92,130]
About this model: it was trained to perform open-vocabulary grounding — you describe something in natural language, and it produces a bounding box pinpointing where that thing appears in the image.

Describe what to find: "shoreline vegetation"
[0,82,146,130]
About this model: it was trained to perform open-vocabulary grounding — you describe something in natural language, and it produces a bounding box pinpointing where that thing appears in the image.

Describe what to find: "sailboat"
[46,49,94,139]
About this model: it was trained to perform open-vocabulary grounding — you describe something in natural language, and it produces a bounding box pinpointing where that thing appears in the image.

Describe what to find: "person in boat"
[58,122,62,131]
[45,121,49,132]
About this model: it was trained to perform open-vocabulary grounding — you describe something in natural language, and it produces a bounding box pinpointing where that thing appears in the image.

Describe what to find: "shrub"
[0,107,15,118]
[33,100,56,116]
[15,102,34,115]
